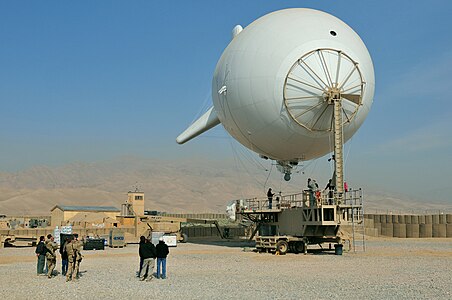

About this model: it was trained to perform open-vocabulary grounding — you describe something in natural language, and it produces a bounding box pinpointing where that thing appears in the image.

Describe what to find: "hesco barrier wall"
[364,214,452,238]
[0,226,136,241]
[1,225,244,242]
[161,213,228,220]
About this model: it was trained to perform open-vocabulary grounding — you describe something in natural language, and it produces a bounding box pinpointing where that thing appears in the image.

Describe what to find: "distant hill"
[0,156,451,215]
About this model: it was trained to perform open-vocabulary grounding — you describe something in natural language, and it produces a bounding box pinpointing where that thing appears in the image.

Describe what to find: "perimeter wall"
[363,214,452,238]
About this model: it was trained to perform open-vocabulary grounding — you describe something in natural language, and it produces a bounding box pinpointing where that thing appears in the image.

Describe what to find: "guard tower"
[121,190,145,217]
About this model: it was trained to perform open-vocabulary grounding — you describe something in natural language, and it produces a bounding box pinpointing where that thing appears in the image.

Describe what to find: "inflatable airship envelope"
[177,8,375,180]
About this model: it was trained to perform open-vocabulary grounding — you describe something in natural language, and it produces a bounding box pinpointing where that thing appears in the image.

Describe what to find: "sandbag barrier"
[365,214,452,238]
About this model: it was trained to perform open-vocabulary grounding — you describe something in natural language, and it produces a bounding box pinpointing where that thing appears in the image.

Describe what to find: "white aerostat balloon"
[177,8,375,179]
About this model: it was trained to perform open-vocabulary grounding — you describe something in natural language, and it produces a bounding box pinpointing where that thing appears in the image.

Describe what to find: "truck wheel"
[180,233,188,243]
[276,240,288,255]
[294,242,305,254]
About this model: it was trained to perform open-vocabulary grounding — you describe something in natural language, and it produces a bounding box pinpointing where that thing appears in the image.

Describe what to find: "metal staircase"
[349,189,365,252]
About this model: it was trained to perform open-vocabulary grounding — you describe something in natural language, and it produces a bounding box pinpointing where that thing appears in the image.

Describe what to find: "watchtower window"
[135,196,143,200]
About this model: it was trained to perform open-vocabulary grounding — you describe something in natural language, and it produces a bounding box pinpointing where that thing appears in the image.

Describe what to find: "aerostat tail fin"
[176,106,221,144]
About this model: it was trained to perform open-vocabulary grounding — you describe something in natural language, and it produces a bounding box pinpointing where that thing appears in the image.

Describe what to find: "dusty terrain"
[0,238,451,299]
[1,156,451,216]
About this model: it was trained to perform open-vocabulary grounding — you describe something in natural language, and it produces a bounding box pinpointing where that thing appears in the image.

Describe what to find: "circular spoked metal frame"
[283,48,365,132]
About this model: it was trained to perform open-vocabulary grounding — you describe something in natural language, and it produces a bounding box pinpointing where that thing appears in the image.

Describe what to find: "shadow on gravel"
[187,237,256,248]
[187,238,340,255]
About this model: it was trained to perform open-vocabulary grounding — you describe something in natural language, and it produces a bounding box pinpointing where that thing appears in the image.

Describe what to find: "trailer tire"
[276,240,288,255]
[180,233,188,243]
[294,242,305,254]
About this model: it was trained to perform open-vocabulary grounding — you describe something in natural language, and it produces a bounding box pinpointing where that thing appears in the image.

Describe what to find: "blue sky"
[0,1,451,202]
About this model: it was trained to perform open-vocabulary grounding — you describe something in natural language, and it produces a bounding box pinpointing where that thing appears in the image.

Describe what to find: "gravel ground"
[0,238,451,299]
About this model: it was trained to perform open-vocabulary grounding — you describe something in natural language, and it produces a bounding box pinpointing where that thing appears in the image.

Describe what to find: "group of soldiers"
[35,233,83,282]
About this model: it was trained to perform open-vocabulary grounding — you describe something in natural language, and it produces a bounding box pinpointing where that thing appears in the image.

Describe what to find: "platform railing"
[236,189,363,212]
[341,188,363,207]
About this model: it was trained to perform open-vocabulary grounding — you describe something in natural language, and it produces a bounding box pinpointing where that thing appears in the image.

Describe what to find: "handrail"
[235,189,363,211]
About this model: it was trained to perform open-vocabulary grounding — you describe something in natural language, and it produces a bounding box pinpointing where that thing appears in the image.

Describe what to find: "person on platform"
[267,188,275,209]
[35,235,47,276]
[324,179,335,204]
[307,178,317,207]
[156,237,169,279]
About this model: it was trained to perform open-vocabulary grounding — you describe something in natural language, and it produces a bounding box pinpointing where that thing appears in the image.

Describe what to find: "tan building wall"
[105,212,119,220]
[127,192,145,217]
[51,207,120,227]
[116,216,135,226]
[51,208,64,227]
[63,211,81,223]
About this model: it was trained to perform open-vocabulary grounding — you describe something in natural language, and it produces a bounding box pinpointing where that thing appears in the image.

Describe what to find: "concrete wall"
[365,214,452,238]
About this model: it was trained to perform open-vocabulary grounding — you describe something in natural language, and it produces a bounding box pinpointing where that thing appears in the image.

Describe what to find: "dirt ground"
[0,237,451,299]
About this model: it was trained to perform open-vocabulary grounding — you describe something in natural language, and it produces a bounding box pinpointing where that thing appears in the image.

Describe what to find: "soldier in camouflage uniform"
[45,234,58,278]
[65,234,83,282]
[73,234,83,278]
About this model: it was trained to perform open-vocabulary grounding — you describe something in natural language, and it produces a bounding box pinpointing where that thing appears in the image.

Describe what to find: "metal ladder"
[350,190,366,252]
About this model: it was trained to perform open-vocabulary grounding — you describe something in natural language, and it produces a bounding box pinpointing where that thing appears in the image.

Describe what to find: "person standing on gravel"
[64,236,75,281]
[137,235,146,277]
[73,234,83,279]
[156,237,169,279]
[65,234,83,282]
[60,237,69,276]
[139,238,157,281]
[35,235,47,276]
[45,234,58,278]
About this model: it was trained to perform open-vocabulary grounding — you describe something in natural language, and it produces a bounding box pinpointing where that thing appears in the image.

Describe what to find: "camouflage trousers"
[47,258,56,278]
[66,260,81,281]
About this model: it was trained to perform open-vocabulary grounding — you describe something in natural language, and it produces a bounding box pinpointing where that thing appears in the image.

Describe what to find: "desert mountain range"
[0,156,450,216]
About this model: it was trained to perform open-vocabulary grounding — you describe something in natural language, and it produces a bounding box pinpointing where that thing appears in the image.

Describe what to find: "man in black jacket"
[139,238,156,281]
[137,235,146,277]
[156,237,169,279]
[60,237,69,276]
[35,236,47,275]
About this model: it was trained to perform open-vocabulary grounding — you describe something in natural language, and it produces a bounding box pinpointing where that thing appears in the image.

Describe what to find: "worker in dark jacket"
[35,236,47,275]
[60,237,69,276]
[137,236,146,277]
[156,237,169,279]
[139,239,156,281]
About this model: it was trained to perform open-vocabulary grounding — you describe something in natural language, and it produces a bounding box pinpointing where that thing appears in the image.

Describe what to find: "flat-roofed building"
[51,205,120,227]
